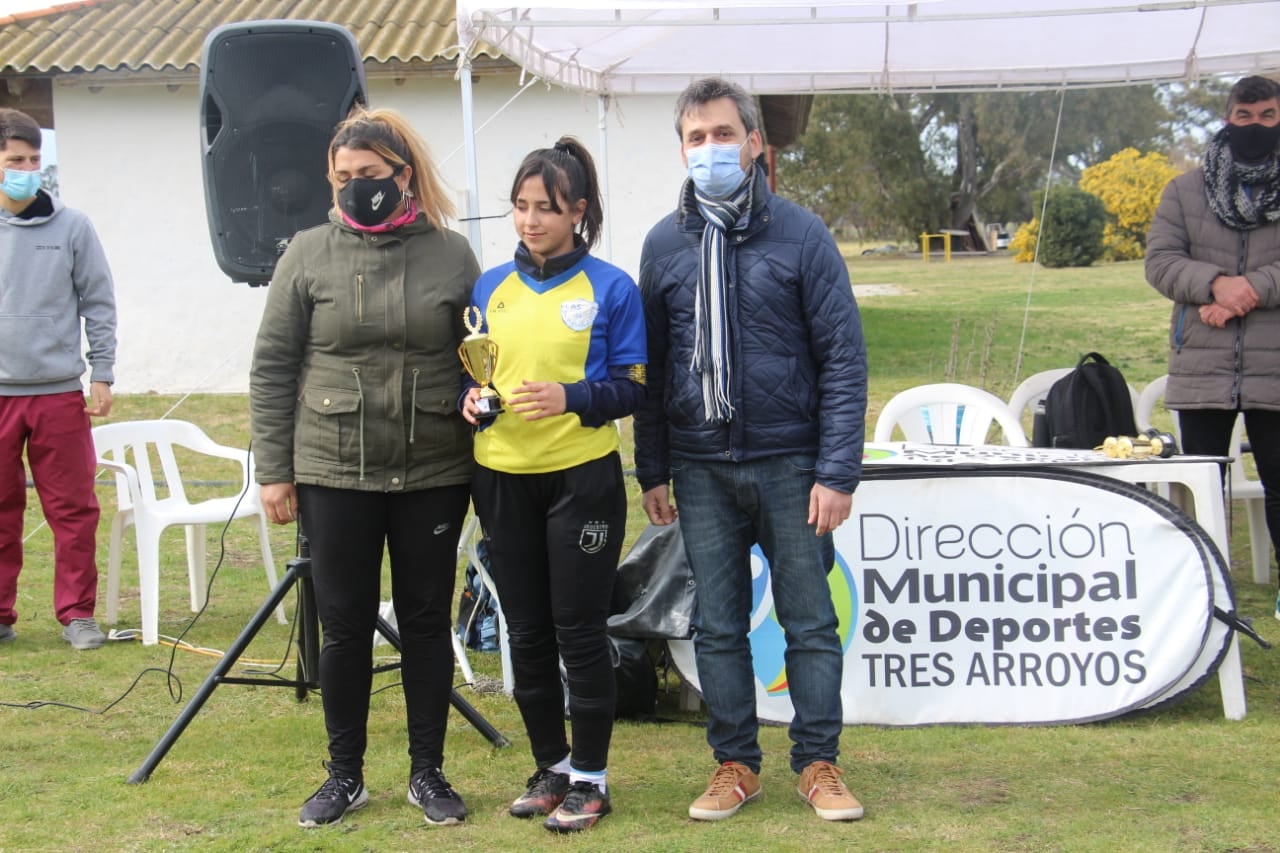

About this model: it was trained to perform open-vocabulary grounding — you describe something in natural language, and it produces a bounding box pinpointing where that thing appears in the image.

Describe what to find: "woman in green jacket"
[250,107,479,830]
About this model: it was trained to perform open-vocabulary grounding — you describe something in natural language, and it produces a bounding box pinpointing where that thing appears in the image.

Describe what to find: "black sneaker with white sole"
[408,767,468,825]
[298,764,367,827]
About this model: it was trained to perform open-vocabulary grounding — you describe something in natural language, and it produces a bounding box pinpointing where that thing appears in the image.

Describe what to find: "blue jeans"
[672,454,844,774]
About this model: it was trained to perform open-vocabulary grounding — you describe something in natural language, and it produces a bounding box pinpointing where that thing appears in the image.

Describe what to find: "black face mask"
[1226,122,1280,164]
[338,174,403,226]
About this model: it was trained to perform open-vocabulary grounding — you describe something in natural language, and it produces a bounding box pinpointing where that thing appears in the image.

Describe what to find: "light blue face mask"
[686,140,748,198]
[1,168,42,202]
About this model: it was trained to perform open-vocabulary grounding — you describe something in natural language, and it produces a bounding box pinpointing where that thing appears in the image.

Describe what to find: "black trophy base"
[475,393,503,420]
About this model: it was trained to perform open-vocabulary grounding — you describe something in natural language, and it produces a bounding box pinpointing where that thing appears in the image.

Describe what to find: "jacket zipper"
[409,368,420,444]
[352,367,366,480]
[356,274,364,323]
[1231,230,1248,408]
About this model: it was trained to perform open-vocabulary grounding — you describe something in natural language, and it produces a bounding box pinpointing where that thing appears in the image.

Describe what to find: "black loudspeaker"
[200,21,367,284]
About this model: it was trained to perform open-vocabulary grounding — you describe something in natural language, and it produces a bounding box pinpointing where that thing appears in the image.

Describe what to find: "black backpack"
[1033,352,1137,449]
[610,637,659,721]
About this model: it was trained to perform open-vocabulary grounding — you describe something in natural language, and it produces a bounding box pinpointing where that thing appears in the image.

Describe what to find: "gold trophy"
[458,306,502,420]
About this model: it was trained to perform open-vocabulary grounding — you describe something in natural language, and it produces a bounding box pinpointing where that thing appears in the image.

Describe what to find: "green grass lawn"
[2,255,1277,852]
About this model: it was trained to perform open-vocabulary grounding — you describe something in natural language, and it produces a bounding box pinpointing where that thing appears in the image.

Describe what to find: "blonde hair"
[328,107,455,230]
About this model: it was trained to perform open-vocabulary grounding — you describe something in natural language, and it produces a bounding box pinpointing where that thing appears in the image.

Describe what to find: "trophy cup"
[458,306,502,420]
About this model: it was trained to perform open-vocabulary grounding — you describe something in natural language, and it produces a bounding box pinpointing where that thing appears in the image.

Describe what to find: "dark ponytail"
[509,135,604,250]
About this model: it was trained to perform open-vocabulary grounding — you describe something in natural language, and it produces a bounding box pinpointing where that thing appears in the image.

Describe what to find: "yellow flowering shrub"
[1079,149,1179,261]
[1010,219,1039,263]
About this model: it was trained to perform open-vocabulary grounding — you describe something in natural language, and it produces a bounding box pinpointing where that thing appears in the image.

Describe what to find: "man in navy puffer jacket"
[634,78,868,823]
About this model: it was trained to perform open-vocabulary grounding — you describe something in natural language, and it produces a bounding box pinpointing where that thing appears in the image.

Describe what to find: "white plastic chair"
[1134,375,1176,502]
[1228,417,1270,584]
[456,513,513,693]
[92,420,285,646]
[1135,375,1176,437]
[439,512,484,685]
[1007,368,1074,427]
[874,383,1029,446]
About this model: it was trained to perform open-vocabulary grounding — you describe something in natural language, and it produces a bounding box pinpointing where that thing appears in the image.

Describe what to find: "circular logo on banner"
[748,544,858,697]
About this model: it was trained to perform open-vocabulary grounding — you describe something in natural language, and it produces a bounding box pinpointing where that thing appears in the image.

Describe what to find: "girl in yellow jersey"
[463,136,646,833]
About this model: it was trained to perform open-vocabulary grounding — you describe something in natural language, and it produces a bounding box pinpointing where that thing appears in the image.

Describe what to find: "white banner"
[669,469,1224,725]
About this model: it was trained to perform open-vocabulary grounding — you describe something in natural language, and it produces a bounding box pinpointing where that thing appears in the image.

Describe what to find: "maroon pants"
[0,391,100,626]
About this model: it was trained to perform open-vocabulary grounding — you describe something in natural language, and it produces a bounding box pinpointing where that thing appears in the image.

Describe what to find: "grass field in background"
[2,255,1277,852]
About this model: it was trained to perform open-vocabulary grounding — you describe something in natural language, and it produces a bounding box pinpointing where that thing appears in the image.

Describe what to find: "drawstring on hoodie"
[352,367,366,480]
[409,368,420,443]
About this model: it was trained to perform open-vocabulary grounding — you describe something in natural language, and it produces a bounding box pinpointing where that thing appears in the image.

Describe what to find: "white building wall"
[53,74,684,394]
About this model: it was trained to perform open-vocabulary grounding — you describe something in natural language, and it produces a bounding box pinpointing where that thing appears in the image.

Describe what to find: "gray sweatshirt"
[0,191,116,395]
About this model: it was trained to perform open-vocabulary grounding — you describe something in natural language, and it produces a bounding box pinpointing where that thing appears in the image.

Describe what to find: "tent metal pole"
[458,50,484,266]
[597,94,613,263]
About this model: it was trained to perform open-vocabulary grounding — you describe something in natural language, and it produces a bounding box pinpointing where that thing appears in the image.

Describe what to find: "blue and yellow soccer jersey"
[470,252,646,474]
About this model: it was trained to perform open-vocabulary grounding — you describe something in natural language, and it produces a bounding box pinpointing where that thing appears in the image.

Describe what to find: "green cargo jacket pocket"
[297,387,362,466]
[412,385,471,460]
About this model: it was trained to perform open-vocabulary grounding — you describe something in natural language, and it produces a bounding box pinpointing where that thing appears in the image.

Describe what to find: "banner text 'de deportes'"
[669,469,1222,725]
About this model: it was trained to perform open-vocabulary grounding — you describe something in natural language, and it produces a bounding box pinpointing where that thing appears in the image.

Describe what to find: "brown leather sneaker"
[798,761,864,820]
[688,761,761,821]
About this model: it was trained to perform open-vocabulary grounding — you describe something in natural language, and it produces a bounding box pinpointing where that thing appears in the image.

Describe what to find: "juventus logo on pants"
[579,521,609,554]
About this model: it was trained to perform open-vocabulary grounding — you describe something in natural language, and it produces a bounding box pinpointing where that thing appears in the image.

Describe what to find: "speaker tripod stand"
[128,532,509,784]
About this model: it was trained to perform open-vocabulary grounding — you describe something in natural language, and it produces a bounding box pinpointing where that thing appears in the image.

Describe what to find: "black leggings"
[296,483,470,779]
[472,453,626,773]
[1178,408,1280,573]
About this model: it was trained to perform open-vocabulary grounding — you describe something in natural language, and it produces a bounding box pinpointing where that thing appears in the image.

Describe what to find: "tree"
[776,86,1171,240]
[776,94,946,238]
[1018,186,1107,268]
[918,88,1171,230]
[1161,77,1233,168]
[1079,148,1180,260]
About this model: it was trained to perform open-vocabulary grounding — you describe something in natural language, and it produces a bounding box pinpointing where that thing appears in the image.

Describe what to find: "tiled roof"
[0,0,501,76]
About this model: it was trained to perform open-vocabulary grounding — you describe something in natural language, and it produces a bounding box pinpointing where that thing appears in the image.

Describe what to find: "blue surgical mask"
[1,168,42,202]
[686,141,748,198]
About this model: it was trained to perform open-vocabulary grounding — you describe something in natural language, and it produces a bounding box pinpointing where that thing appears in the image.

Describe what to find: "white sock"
[570,766,607,794]
[550,756,572,776]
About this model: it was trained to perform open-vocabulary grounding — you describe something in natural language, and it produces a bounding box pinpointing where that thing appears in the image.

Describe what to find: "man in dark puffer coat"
[634,77,867,823]
[1145,75,1280,612]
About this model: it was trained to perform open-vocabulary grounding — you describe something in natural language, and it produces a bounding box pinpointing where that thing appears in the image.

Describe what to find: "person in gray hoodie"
[0,108,116,650]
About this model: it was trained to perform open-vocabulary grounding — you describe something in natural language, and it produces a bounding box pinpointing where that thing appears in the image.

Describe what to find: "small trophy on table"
[458,306,502,421]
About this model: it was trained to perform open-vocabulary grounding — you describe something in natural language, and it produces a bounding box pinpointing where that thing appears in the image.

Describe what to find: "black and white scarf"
[691,177,753,423]
[1203,127,1280,231]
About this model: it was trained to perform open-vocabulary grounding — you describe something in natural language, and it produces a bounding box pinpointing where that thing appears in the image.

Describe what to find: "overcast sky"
[0,0,54,15]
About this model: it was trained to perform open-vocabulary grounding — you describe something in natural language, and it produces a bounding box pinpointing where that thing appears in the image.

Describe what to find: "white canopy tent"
[453,1,1280,257]
[457,1,1280,96]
